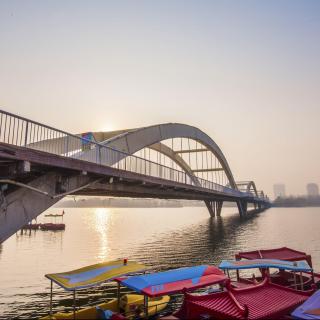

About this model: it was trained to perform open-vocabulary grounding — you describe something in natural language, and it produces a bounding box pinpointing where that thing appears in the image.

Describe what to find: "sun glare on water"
[94,208,111,260]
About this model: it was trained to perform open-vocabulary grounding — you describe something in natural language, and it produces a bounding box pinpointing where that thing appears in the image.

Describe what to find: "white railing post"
[24,121,29,146]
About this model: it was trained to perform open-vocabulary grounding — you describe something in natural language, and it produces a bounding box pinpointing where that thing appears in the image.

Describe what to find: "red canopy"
[235,247,312,267]
[175,277,314,319]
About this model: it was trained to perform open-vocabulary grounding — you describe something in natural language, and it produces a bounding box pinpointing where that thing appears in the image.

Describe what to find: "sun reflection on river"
[93,208,111,261]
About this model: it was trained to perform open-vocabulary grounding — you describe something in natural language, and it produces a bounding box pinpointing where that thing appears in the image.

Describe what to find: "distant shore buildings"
[273,182,320,207]
[273,184,286,199]
[307,183,319,197]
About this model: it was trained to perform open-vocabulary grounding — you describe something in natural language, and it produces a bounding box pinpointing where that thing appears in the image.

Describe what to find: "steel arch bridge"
[74,124,253,214]
[0,110,270,242]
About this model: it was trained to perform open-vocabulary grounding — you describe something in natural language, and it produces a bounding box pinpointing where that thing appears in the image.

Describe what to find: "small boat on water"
[234,247,320,290]
[21,223,42,230]
[219,258,314,290]
[41,259,169,320]
[40,223,65,231]
[41,210,66,231]
[114,264,227,319]
[169,276,314,320]
[45,210,65,218]
[117,264,227,298]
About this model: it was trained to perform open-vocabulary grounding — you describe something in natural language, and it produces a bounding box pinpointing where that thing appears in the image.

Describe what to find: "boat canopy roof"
[219,258,312,272]
[176,277,313,320]
[45,260,148,291]
[117,265,227,297]
[235,247,313,267]
[292,289,320,319]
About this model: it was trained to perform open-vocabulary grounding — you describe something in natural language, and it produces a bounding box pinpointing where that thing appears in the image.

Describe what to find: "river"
[0,206,319,319]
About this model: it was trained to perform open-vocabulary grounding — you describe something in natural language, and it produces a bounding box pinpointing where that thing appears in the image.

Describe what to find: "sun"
[101,124,116,132]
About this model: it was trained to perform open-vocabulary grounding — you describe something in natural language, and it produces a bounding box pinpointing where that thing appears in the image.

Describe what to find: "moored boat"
[45,210,65,218]
[40,223,65,231]
[234,247,320,290]
[41,210,66,231]
[116,264,228,318]
[219,258,314,290]
[41,259,169,320]
[168,276,315,320]
[22,223,42,230]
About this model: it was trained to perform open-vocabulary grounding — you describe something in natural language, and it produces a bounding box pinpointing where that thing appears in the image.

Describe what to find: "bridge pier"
[216,201,223,217]
[0,173,94,243]
[205,200,215,217]
[237,200,247,217]
[205,200,223,217]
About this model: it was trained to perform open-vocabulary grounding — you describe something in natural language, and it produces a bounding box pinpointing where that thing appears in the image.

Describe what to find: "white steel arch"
[87,123,238,190]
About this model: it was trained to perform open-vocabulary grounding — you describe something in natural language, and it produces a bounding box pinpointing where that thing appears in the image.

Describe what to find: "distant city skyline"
[273,182,320,198]
[307,183,319,197]
[1,1,320,197]
[274,184,286,199]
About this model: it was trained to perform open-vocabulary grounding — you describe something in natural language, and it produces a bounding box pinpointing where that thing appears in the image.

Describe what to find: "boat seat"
[118,295,128,311]
[96,306,113,320]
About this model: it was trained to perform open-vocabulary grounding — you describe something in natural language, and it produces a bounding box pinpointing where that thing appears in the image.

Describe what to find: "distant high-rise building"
[306,183,319,197]
[273,184,286,198]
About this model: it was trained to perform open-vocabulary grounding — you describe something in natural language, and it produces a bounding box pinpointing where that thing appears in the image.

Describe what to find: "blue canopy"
[219,259,312,272]
[292,290,320,319]
[117,265,227,297]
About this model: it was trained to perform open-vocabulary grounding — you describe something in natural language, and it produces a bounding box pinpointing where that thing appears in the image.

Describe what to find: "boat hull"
[40,223,65,231]
[41,294,170,319]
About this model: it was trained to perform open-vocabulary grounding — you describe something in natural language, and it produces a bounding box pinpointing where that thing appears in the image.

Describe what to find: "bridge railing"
[0,109,267,201]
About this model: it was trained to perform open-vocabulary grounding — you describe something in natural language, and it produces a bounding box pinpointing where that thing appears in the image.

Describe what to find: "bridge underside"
[0,142,269,242]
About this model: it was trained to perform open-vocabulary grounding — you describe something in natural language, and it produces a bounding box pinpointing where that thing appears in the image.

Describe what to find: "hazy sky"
[1,0,320,198]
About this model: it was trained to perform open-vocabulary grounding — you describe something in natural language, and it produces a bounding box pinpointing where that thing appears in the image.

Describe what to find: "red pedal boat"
[40,223,65,231]
[21,223,41,230]
[170,276,315,320]
[234,247,320,290]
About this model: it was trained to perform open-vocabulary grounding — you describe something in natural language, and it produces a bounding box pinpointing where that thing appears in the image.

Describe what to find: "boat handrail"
[47,294,171,317]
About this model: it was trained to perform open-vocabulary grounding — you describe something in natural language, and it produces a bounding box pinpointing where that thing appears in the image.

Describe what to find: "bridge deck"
[0,142,262,202]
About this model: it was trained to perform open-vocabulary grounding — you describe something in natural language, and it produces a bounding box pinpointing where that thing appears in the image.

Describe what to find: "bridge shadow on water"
[132,210,263,269]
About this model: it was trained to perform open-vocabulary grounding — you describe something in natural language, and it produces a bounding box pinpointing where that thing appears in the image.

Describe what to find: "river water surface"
[1,206,320,319]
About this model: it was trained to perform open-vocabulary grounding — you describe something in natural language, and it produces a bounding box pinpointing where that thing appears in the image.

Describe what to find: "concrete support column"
[205,200,223,217]
[216,201,223,217]
[237,200,247,217]
[205,200,215,217]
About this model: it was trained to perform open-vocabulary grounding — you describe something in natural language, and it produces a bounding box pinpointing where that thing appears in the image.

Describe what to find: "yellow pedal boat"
[41,259,170,319]
[42,293,169,319]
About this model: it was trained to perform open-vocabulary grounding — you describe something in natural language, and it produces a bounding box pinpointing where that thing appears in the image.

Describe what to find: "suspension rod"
[191,168,224,173]
[174,148,207,153]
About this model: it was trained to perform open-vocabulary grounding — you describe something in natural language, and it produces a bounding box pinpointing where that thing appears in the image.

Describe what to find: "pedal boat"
[41,259,169,320]
[235,247,320,290]
[116,265,228,318]
[219,258,314,290]
[169,275,315,320]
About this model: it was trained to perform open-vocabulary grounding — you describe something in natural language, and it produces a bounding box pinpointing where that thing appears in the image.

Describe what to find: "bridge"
[0,109,270,242]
